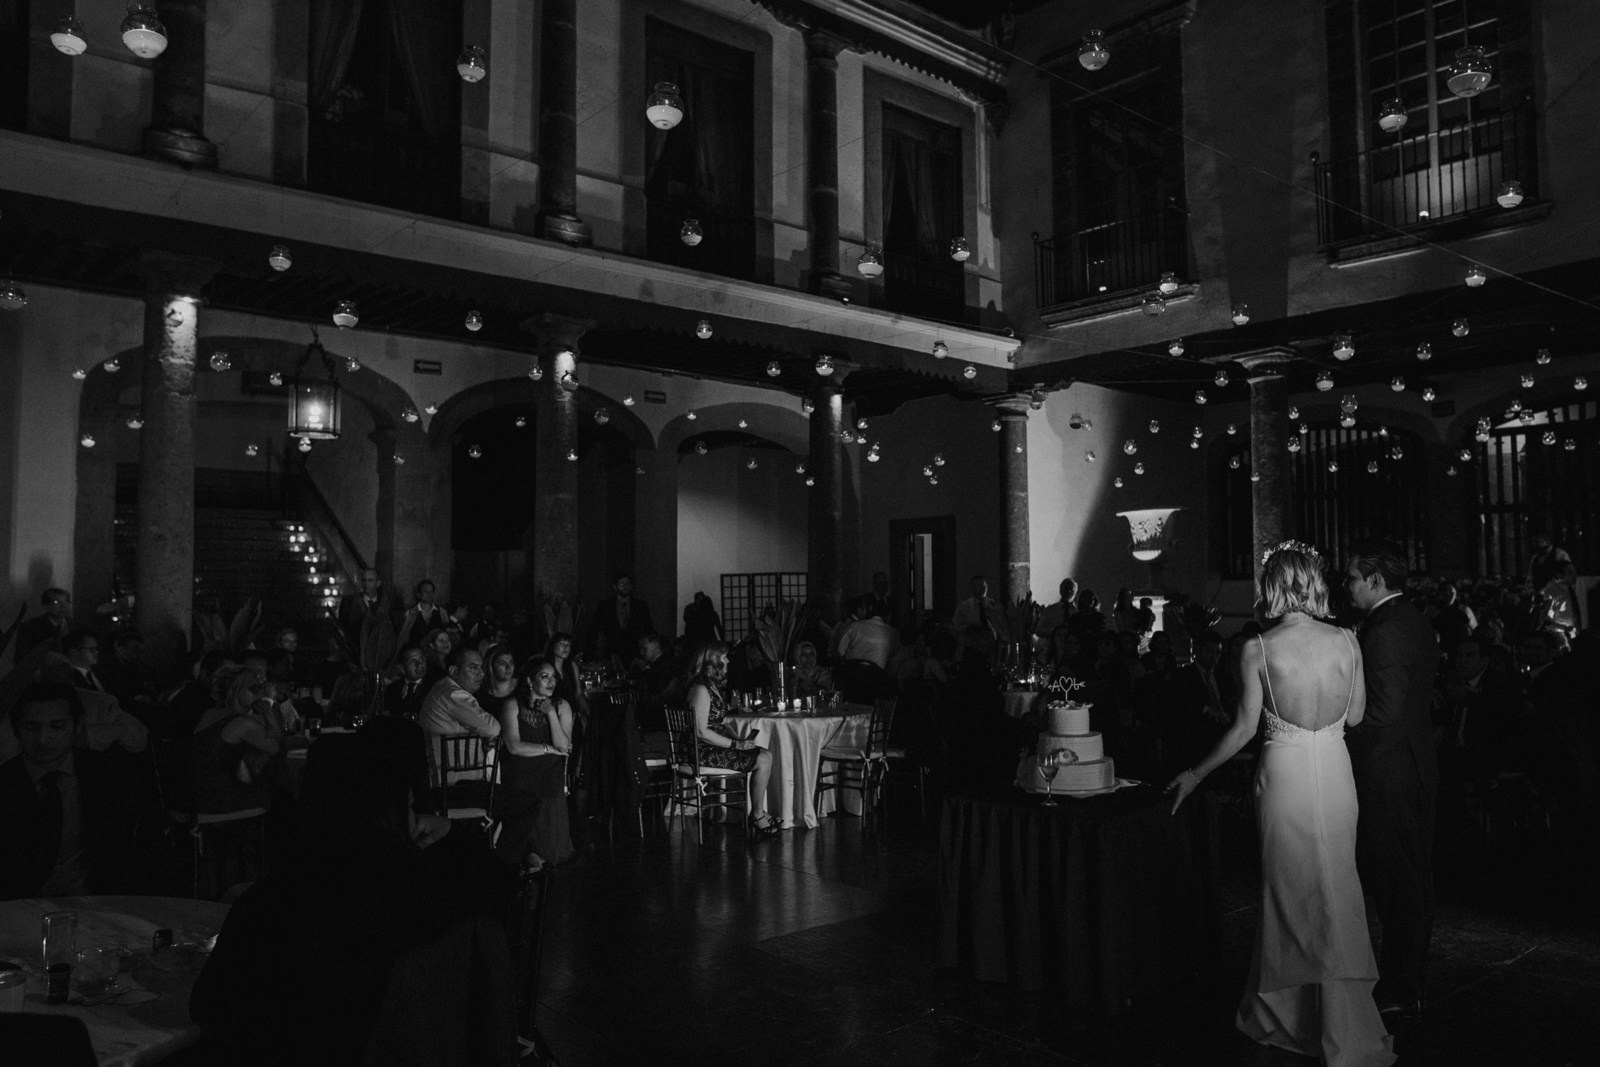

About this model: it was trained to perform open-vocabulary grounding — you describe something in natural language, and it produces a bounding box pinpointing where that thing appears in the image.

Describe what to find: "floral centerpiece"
[753,598,808,698]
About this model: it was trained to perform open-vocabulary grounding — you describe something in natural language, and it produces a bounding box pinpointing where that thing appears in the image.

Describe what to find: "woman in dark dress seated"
[686,642,779,835]
[190,665,283,818]
[489,653,575,867]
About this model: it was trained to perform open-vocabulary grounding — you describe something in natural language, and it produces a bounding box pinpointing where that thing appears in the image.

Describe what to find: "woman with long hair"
[1168,543,1394,1066]
[488,652,575,867]
[685,642,779,836]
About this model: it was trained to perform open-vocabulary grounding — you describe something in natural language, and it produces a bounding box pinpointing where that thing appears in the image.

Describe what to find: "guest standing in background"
[14,587,74,660]
[1343,539,1440,1020]
[590,572,653,663]
[682,592,723,646]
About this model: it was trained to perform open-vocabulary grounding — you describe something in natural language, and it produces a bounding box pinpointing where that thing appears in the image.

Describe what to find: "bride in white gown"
[1167,542,1396,1066]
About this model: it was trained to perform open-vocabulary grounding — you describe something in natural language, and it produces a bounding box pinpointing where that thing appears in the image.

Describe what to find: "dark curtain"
[883,122,956,258]
[308,0,365,118]
[386,0,456,140]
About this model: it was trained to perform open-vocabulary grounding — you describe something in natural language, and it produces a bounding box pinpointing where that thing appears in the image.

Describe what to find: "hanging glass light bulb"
[1214,370,1230,388]
[933,453,946,467]
[268,244,292,272]
[527,362,543,382]
[1576,377,1589,391]
[1452,319,1470,338]
[795,462,807,475]
[567,448,579,462]
[509,415,525,429]
[1229,455,1241,470]
[1377,98,1408,134]
[1415,342,1433,362]
[1113,477,1124,488]
[1332,333,1355,361]
[1223,423,1237,436]
[102,357,121,374]
[1389,444,1405,461]
[1288,405,1300,420]
[804,476,815,487]
[932,340,948,359]
[962,364,977,380]
[424,403,438,415]
[694,441,707,455]
[70,367,88,381]
[815,354,834,376]
[0,279,28,311]
[1288,437,1302,453]
[856,245,884,278]
[921,465,933,478]
[1133,462,1145,475]
[1541,430,1557,446]
[686,410,697,421]
[949,236,971,262]
[1422,386,1436,402]
[1313,372,1332,392]
[745,457,759,471]
[1158,272,1181,295]
[594,409,611,425]
[1496,180,1525,208]
[1192,426,1204,439]
[344,356,360,374]
[466,444,483,459]
[456,45,488,83]
[867,444,881,463]
[1194,390,1208,405]
[465,310,483,332]
[1521,373,1535,388]
[50,16,88,55]
[679,218,703,246]
[696,318,713,340]
[1564,438,1577,452]
[120,3,167,58]
[1189,439,1200,450]
[262,370,282,387]
[1391,376,1406,392]
[209,350,232,372]
[1148,419,1161,434]
[622,394,636,407]
[1123,439,1138,456]
[245,442,260,458]
[1339,413,1356,428]
[1069,412,1086,430]
[1142,293,1166,317]
[1339,395,1358,415]
[297,437,312,453]
[991,419,1002,432]
[1446,45,1493,98]
[765,361,782,378]
[645,82,684,129]
[402,404,421,424]
[1084,450,1097,462]
[801,397,815,415]
[125,412,144,430]
[1231,303,1251,326]
[1300,423,1310,435]
[1536,348,1552,366]
[1464,264,1488,287]
[1078,29,1110,70]
[394,454,406,466]
[1168,338,1185,357]
[332,300,358,328]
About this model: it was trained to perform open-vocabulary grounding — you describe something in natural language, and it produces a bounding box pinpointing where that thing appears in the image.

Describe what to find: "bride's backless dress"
[1237,631,1396,1066]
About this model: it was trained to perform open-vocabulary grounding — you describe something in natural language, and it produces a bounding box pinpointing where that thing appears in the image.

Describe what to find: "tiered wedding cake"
[1015,699,1116,794]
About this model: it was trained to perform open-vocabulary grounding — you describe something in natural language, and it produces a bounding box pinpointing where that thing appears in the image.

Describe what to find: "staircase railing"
[282,457,369,601]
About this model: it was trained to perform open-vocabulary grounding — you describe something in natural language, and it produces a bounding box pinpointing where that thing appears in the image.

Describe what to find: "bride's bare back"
[1257,619,1366,731]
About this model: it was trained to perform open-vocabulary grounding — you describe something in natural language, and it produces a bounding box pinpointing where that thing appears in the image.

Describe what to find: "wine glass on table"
[1039,754,1061,806]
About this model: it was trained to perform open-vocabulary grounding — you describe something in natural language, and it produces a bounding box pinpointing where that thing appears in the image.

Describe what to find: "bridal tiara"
[1261,539,1322,567]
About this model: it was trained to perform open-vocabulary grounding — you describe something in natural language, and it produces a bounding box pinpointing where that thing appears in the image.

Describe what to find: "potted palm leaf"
[753,598,807,700]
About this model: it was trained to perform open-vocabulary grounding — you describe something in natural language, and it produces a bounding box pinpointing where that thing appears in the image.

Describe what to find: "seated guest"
[40,661,148,755]
[418,648,501,786]
[489,655,575,867]
[0,682,140,899]
[792,640,834,696]
[687,642,779,835]
[310,637,350,698]
[62,629,107,691]
[629,632,677,732]
[167,650,235,739]
[190,724,518,1066]
[191,666,284,819]
[420,627,454,689]
[99,629,153,709]
[383,645,431,719]
[1141,630,1178,677]
[544,631,585,714]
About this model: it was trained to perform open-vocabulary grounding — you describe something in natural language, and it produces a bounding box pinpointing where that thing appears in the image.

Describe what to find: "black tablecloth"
[579,690,646,823]
[937,784,1219,1011]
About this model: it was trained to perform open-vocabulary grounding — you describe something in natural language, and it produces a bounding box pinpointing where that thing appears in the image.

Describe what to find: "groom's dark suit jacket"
[1348,595,1440,790]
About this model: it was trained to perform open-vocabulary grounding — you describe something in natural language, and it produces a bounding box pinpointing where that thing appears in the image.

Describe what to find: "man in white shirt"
[834,599,899,670]
[1034,578,1079,643]
[418,648,501,787]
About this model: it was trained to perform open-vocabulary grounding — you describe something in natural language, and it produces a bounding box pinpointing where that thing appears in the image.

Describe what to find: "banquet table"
[937,784,1218,1012]
[0,895,230,1066]
[580,687,647,825]
[727,704,873,829]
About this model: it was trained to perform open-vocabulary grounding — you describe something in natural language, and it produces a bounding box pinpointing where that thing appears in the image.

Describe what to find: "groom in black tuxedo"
[1343,540,1440,1018]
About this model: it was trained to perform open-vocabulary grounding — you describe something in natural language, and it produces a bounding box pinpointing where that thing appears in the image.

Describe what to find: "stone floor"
[535,796,1600,1066]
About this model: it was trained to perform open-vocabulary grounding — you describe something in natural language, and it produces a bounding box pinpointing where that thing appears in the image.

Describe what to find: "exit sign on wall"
[414,359,443,376]
[644,390,667,404]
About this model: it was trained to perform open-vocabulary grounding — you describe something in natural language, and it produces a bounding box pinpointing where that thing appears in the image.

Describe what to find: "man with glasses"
[418,648,501,790]
[1342,539,1440,1021]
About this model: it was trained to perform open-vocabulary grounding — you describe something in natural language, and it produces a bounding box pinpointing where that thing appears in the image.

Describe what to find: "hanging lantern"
[394,455,406,466]
[933,453,946,466]
[1564,438,1577,452]
[1148,419,1160,434]
[1391,376,1406,392]
[1084,450,1097,463]
[120,3,167,59]
[1333,333,1355,360]
[1288,438,1302,453]
[694,441,708,455]
[1339,413,1356,428]
[645,82,684,129]
[1229,455,1241,470]
[857,245,884,278]
[1542,430,1557,446]
[332,300,359,328]
[686,410,697,421]
[1496,180,1525,208]
[961,364,978,380]
[696,318,713,340]
[1133,462,1144,475]
[567,448,579,462]
[1327,460,1339,473]
[1142,293,1166,317]
[265,371,283,387]
[456,45,487,83]
[1231,303,1250,326]
[1113,477,1124,488]
[209,350,232,372]
[465,310,483,332]
[527,362,544,382]
[1158,272,1181,295]
[804,476,815,486]
[1451,318,1470,338]
[0,279,27,311]
[1415,342,1433,362]
[268,245,292,272]
[50,16,88,55]
[801,398,815,415]
[103,357,121,374]
[467,444,483,459]
[1189,439,1200,450]
[1315,371,1333,391]
[71,368,88,380]
[949,236,971,262]
[991,419,1002,432]
[297,437,312,453]
[1340,394,1359,415]
[1536,348,1552,366]
[1464,264,1488,287]
[287,338,343,441]
[125,413,144,430]
[424,404,438,415]
[765,361,781,377]
[1224,423,1237,436]
[624,394,636,406]
[1194,390,1208,405]
[1576,377,1589,391]
[1377,98,1408,134]
[401,405,420,423]
[1300,423,1311,435]
[1521,373,1535,388]
[1214,370,1230,388]
[1389,445,1405,461]
[1168,338,1185,357]
[932,340,949,359]
[594,409,611,425]
[1078,30,1110,71]
[795,462,807,475]
[815,354,834,376]
[1422,386,1437,402]
[1288,405,1300,419]
[1446,45,1493,98]
[680,219,703,246]
[856,417,869,431]
[1123,440,1138,456]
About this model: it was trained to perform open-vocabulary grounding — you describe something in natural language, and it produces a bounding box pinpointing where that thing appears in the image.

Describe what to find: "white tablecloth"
[1002,689,1042,719]
[728,709,872,829]
[0,895,230,1066]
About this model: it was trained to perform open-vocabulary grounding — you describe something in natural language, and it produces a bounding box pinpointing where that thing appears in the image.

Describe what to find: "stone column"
[1238,350,1294,584]
[73,375,122,616]
[135,254,214,678]
[993,395,1032,604]
[807,375,847,623]
[634,448,679,636]
[526,315,592,598]
[370,426,397,580]
[537,0,590,245]
[804,29,851,299]
[143,0,217,168]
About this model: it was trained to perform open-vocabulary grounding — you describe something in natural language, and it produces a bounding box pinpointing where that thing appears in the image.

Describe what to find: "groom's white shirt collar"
[1369,592,1404,614]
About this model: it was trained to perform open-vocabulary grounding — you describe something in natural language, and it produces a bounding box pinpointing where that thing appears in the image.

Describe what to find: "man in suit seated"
[0,682,140,899]
[417,648,501,791]
[383,646,431,720]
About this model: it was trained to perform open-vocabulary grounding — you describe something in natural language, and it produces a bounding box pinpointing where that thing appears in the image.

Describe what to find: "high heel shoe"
[747,813,781,838]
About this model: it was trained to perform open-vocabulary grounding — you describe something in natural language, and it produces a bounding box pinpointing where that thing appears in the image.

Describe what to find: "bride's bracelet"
[1182,767,1203,786]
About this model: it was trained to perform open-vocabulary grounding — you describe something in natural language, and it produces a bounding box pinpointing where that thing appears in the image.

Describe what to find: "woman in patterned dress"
[686,642,779,835]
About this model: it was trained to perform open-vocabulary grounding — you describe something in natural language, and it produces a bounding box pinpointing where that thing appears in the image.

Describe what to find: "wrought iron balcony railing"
[1315,105,1539,246]
[1033,210,1186,310]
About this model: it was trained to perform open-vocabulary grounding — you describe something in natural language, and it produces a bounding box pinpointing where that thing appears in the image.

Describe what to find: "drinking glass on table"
[1039,758,1061,806]
[41,910,77,1003]
[74,938,124,997]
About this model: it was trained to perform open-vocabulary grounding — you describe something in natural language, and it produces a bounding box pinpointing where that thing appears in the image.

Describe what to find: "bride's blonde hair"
[1260,544,1331,619]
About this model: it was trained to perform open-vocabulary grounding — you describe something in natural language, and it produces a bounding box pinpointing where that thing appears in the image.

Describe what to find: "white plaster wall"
[676,443,808,621]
